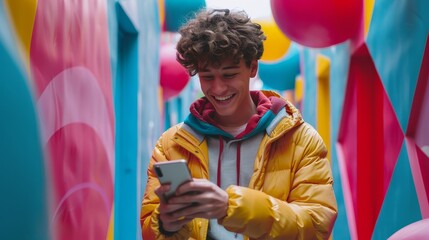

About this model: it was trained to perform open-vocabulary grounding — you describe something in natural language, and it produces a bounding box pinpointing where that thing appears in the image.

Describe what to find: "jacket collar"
[183,90,303,140]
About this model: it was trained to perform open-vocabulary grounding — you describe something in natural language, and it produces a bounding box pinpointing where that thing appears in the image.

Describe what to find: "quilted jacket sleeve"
[218,123,338,239]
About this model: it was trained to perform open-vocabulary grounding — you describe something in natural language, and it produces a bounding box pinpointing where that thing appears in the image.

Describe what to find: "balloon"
[258,43,300,91]
[389,219,429,240]
[255,18,291,61]
[160,44,190,101]
[270,0,362,48]
[164,0,206,32]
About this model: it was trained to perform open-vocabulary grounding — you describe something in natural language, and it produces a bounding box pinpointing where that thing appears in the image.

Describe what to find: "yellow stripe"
[364,0,375,38]
[158,0,165,29]
[106,207,114,240]
[294,75,303,102]
[4,0,38,67]
[316,54,331,162]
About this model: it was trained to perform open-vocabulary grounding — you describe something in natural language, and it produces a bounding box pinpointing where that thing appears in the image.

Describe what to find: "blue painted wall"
[108,0,161,239]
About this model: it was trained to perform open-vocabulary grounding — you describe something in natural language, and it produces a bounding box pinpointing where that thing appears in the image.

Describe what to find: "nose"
[211,77,227,94]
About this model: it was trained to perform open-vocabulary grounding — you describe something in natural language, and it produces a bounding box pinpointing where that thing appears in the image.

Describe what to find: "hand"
[154,184,194,233]
[168,179,229,220]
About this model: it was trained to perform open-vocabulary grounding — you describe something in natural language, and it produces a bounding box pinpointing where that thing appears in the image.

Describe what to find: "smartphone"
[153,159,193,202]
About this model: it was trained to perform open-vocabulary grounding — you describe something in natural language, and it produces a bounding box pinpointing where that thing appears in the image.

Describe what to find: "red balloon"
[270,0,362,48]
[160,44,190,101]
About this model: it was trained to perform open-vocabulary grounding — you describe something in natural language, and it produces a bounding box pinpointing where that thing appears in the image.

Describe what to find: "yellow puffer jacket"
[141,93,337,240]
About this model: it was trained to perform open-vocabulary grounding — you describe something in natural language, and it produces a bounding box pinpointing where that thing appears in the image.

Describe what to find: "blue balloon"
[258,43,300,91]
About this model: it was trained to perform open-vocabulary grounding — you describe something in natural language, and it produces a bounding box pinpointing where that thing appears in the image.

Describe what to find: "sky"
[205,0,272,20]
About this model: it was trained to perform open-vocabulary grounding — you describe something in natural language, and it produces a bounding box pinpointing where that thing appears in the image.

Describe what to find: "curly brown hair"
[176,9,266,76]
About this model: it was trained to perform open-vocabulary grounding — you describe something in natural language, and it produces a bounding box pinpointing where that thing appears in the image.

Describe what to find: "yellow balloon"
[256,18,291,62]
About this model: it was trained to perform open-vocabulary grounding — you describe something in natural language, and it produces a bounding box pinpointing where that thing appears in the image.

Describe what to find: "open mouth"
[214,94,234,101]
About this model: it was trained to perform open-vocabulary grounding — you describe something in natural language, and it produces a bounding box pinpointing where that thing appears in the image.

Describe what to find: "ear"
[250,60,258,78]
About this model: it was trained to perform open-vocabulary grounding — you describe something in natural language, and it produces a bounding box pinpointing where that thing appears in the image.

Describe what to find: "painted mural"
[0,0,428,239]
[272,0,429,239]
[5,0,114,239]
[0,0,161,239]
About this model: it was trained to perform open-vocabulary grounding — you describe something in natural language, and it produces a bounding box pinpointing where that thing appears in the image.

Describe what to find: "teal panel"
[367,0,429,132]
[301,47,317,127]
[164,101,172,129]
[112,0,162,238]
[137,0,162,237]
[324,42,352,239]
[178,77,198,121]
[301,43,353,238]
[114,11,139,240]
[164,94,187,129]
[137,0,162,196]
[372,143,422,239]
[0,4,49,240]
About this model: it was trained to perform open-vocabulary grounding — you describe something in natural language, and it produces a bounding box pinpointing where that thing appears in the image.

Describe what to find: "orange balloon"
[255,18,291,62]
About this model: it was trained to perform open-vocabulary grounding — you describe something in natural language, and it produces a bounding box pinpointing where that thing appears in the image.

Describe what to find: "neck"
[215,95,256,128]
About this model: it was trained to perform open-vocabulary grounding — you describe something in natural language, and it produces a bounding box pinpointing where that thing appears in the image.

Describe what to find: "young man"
[141,9,337,240]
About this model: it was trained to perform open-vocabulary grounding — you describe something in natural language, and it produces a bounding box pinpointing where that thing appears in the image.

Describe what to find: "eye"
[200,75,214,81]
[224,73,238,79]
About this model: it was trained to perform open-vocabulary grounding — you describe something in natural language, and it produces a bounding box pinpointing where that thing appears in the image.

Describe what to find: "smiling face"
[198,58,258,127]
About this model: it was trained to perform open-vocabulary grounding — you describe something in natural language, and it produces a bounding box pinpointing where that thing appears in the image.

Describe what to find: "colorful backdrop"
[1,0,161,239]
[0,0,428,239]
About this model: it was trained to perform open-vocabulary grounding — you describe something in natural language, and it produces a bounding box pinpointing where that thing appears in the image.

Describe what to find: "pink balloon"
[160,44,190,101]
[270,0,362,48]
[389,219,429,240]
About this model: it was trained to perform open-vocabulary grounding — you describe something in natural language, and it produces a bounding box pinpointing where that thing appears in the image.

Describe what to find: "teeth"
[214,95,233,101]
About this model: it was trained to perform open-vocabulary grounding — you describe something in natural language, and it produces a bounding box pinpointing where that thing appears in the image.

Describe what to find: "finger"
[158,202,193,215]
[170,203,226,220]
[168,192,202,205]
[171,187,226,205]
[155,184,171,196]
[176,179,214,195]
[155,184,173,203]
